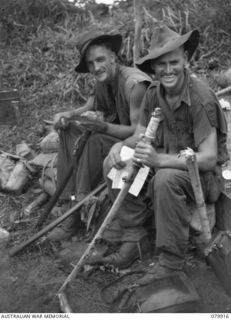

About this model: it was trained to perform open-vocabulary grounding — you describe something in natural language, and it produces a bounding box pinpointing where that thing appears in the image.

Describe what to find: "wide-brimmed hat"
[75,30,122,73]
[136,26,199,73]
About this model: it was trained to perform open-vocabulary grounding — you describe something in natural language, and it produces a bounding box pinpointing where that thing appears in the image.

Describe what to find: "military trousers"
[57,124,119,201]
[103,161,223,267]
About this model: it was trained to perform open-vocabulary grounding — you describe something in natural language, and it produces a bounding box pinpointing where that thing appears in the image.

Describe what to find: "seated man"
[48,29,151,241]
[101,25,229,276]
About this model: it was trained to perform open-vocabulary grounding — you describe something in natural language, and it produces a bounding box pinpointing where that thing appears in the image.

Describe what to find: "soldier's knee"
[153,169,180,193]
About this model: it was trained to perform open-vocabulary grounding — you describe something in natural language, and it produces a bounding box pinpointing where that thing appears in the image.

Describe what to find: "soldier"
[100,25,228,274]
[48,30,151,242]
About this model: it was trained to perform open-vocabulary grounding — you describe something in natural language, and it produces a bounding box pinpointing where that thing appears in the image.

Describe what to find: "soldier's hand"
[54,116,69,130]
[53,111,71,125]
[134,140,159,168]
[107,142,126,170]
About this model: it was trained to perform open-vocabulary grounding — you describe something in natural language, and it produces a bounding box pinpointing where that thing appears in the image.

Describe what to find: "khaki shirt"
[140,70,229,165]
[92,65,151,125]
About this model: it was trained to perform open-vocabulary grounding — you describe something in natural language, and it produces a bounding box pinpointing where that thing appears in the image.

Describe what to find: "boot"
[99,236,151,269]
[47,203,82,242]
[56,241,108,266]
[136,262,178,286]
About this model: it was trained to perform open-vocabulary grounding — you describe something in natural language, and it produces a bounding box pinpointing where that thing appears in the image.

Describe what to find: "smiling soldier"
[48,30,151,242]
[98,25,229,274]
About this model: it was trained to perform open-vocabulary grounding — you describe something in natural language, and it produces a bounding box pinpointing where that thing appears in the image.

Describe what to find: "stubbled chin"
[95,72,107,81]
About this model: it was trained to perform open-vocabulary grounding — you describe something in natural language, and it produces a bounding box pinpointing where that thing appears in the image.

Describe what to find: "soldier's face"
[151,47,188,93]
[85,45,116,82]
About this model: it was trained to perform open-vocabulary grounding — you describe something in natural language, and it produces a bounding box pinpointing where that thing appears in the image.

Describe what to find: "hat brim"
[75,34,122,73]
[136,29,199,74]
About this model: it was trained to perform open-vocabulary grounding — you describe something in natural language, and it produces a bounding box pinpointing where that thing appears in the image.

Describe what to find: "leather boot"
[57,241,108,266]
[136,262,177,286]
[100,236,151,269]
[47,204,82,242]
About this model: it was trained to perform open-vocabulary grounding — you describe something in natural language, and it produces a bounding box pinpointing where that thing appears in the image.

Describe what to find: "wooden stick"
[57,108,162,296]
[9,182,106,256]
[183,148,212,244]
[58,168,136,293]
[58,292,73,313]
[216,85,231,97]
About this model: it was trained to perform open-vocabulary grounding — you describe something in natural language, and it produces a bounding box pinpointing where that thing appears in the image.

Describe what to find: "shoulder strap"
[100,270,145,306]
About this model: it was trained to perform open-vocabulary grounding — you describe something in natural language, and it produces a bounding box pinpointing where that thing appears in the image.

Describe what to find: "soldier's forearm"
[72,104,93,117]
[106,123,135,139]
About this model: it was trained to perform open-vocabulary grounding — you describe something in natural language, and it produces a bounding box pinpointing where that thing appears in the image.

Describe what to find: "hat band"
[157,36,180,49]
[79,39,93,56]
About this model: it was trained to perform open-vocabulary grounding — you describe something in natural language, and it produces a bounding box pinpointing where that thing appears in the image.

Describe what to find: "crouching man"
[48,29,151,242]
[96,25,228,276]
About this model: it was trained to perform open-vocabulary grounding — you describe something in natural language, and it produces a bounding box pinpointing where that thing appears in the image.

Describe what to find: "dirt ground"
[1,243,231,313]
[1,186,231,314]
[1,99,231,315]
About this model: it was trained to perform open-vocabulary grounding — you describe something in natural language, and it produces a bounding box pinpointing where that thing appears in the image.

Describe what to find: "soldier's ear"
[110,51,116,62]
[184,50,189,64]
[109,52,117,67]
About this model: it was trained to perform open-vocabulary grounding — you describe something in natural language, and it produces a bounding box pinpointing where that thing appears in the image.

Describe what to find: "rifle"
[36,124,91,228]
[57,108,162,303]
[36,114,108,227]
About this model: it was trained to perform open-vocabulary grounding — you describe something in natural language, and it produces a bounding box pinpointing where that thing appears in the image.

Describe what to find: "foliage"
[0,0,231,152]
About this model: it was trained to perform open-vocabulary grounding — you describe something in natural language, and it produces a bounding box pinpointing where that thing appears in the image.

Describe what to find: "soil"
[1,101,231,314]
[1,185,231,314]
[0,50,231,315]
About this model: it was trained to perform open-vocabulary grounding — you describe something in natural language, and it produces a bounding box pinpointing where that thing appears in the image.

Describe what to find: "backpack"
[100,271,200,313]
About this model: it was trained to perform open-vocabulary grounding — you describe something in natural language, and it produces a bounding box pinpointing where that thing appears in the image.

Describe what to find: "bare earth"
[0,190,231,314]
